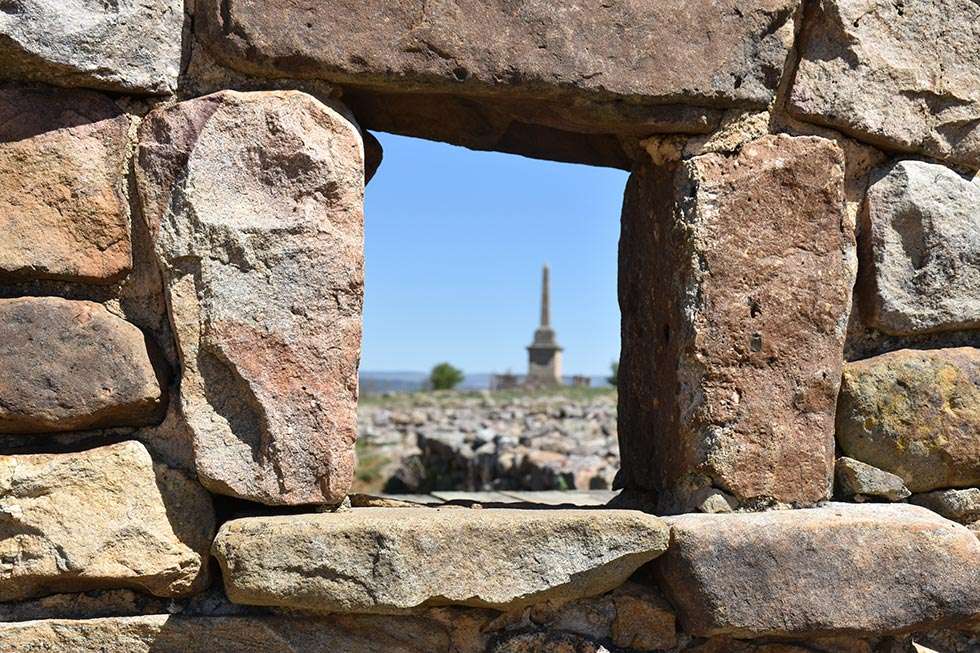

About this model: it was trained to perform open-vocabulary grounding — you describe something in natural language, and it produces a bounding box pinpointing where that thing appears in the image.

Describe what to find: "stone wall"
[1,1,978,651]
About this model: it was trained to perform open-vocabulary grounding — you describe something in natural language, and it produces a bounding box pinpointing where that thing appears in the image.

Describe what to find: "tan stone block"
[656,504,980,638]
[0,614,451,653]
[0,442,214,602]
[212,507,668,613]
[836,347,980,493]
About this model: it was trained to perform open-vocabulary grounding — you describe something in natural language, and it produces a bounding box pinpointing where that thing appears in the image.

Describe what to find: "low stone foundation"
[1,0,978,651]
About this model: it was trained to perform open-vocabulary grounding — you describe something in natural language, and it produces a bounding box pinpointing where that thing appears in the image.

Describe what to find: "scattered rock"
[619,134,853,512]
[836,347,980,492]
[0,441,214,602]
[136,90,365,506]
[790,0,980,169]
[0,297,164,434]
[0,614,454,653]
[212,507,669,613]
[0,0,183,94]
[358,392,619,494]
[861,160,980,335]
[911,489,980,525]
[834,457,910,502]
[0,83,131,283]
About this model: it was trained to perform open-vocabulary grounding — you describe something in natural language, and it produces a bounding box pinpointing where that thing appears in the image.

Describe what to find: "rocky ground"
[353,388,619,494]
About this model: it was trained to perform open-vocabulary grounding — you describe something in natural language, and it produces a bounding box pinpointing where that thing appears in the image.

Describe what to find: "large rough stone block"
[212,508,669,613]
[194,0,798,165]
[656,503,980,638]
[0,84,132,283]
[0,0,183,94]
[0,614,453,653]
[789,0,980,169]
[860,159,980,335]
[136,90,364,506]
[0,297,163,434]
[0,442,214,602]
[197,0,798,106]
[836,347,980,493]
[618,134,854,512]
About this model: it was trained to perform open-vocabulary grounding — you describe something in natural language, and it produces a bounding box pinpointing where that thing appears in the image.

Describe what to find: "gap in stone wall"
[355,132,628,498]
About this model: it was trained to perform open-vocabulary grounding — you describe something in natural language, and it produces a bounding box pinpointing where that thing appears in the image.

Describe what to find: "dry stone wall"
[0,1,979,651]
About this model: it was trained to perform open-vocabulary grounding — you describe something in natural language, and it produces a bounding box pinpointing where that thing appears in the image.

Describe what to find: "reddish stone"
[0,297,164,434]
[136,90,364,506]
[0,84,131,283]
[619,134,854,512]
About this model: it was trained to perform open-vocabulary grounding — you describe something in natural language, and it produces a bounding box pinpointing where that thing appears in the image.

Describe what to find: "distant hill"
[359,371,611,395]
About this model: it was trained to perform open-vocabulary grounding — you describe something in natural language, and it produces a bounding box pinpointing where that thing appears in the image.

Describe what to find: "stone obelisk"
[526,264,563,387]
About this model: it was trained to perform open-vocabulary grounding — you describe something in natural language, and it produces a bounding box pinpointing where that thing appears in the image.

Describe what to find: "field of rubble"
[353,388,619,494]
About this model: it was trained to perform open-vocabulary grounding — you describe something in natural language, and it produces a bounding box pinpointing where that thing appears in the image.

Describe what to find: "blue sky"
[361,133,627,377]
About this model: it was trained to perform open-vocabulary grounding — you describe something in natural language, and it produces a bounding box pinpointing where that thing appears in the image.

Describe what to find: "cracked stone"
[136,90,365,506]
[0,442,214,602]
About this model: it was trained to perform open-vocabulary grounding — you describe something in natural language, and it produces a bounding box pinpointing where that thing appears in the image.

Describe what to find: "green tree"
[607,361,619,387]
[429,362,464,390]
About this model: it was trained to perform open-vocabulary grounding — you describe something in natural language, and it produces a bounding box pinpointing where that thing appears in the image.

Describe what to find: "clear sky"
[361,132,627,377]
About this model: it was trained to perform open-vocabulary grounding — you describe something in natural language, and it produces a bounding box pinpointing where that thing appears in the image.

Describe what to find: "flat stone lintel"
[212,507,669,613]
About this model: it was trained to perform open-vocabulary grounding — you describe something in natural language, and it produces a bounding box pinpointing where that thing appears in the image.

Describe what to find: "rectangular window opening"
[355,132,628,506]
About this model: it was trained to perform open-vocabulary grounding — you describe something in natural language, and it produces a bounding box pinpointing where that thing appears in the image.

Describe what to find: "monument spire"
[540,264,550,327]
[527,264,562,387]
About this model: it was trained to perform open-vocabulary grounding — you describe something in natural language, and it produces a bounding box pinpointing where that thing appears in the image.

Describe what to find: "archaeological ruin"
[0,1,978,651]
